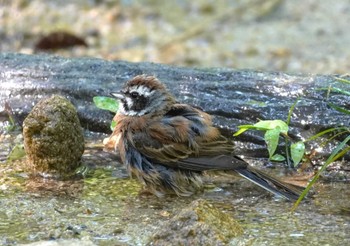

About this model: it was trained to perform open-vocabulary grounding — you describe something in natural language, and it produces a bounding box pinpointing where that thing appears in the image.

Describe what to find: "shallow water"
[0,131,349,245]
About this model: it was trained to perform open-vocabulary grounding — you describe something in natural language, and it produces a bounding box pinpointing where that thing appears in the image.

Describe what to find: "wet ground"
[1,131,349,245]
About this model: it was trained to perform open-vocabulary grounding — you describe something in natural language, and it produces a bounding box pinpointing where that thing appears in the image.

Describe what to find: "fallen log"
[1,53,349,157]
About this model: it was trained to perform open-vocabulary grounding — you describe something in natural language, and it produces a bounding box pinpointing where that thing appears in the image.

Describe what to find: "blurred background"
[1,0,349,74]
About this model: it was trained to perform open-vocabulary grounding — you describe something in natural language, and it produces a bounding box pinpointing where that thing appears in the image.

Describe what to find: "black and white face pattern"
[113,85,167,116]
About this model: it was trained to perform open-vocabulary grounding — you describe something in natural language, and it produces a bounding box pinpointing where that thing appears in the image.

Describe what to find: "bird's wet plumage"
[105,75,303,200]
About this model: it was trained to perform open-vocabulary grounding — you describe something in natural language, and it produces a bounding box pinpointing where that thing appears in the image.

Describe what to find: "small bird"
[105,75,303,200]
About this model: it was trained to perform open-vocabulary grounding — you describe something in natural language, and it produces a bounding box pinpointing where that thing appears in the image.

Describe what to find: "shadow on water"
[0,131,349,245]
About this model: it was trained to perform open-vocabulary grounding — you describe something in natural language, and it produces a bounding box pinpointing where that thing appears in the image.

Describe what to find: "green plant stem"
[317,87,350,96]
[292,135,350,211]
[284,136,291,168]
[319,130,350,148]
[304,127,348,142]
[335,77,350,84]
[328,103,350,115]
[286,97,300,125]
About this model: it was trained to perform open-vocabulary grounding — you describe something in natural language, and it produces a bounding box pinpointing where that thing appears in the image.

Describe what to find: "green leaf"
[291,141,305,167]
[110,120,117,131]
[233,127,250,136]
[237,124,259,130]
[246,100,267,107]
[7,144,26,162]
[254,120,289,134]
[93,96,119,113]
[233,124,263,136]
[264,128,281,158]
[270,154,285,161]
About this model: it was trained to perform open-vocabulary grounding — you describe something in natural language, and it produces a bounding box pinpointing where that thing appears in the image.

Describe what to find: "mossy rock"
[23,95,84,178]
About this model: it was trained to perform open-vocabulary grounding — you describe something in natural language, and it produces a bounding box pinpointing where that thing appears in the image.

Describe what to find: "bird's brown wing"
[130,104,303,200]
[131,104,248,171]
[175,155,248,171]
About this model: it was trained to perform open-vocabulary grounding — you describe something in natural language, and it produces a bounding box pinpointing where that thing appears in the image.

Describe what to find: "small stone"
[23,95,84,178]
[149,199,243,245]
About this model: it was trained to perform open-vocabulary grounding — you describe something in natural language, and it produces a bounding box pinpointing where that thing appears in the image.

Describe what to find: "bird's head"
[111,75,175,116]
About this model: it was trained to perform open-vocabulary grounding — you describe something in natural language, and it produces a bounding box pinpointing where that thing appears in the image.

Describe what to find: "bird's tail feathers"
[236,166,304,201]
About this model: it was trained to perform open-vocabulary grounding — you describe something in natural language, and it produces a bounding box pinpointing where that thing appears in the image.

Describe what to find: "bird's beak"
[110,91,124,100]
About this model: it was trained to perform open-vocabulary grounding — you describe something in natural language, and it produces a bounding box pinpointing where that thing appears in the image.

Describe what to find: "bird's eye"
[130,91,139,99]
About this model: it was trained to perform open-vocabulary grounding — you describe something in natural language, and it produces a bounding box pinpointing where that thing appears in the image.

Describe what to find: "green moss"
[83,169,142,200]
[193,199,244,239]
